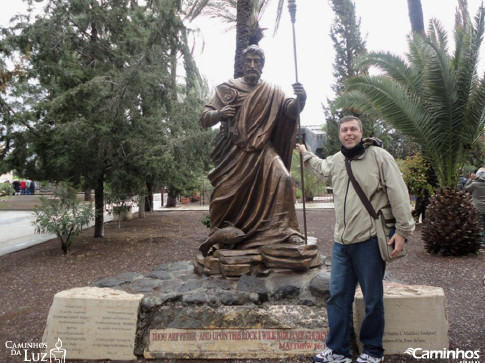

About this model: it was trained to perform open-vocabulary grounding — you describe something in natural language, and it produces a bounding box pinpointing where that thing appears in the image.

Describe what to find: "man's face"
[243,53,263,85]
[339,120,363,149]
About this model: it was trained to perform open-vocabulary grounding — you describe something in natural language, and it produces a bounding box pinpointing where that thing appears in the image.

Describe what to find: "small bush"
[201,213,211,228]
[33,183,94,255]
[0,183,14,197]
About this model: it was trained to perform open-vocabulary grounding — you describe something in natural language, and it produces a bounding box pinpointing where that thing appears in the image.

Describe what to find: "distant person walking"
[465,168,485,248]
[20,180,26,195]
[12,180,20,195]
[29,181,36,195]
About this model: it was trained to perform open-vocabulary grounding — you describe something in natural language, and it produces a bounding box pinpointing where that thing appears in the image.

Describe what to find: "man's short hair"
[339,115,362,131]
[241,45,265,67]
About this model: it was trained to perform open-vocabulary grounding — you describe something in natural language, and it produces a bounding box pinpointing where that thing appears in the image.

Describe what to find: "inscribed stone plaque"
[145,328,328,359]
[43,287,143,360]
[353,282,449,355]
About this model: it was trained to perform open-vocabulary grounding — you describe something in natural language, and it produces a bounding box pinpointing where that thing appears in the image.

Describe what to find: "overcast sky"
[1,0,485,126]
[191,0,485,125]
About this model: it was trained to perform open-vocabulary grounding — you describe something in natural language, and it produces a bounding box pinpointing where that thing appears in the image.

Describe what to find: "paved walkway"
[0,194,333,256]
[0,210,116,257]
[0,211,56,256]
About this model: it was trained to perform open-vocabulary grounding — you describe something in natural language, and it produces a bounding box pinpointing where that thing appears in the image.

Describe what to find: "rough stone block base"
[353,282,449,355]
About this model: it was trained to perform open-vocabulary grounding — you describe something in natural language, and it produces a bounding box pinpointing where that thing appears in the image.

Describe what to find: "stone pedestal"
[144,306,328,359]
[84,260,332,359]
[43,287,143,361]
[353,282,449,355]
[135,262,331,359]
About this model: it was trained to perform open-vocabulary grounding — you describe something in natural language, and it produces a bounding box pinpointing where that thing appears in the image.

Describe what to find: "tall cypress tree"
[323,0,367,157]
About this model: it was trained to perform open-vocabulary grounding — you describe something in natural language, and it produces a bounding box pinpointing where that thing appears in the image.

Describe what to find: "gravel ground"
[0,201,483,363]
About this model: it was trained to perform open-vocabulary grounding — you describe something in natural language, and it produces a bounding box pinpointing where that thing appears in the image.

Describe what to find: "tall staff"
[288,0,307,243]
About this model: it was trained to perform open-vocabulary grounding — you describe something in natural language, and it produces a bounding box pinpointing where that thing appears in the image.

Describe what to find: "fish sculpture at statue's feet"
[199,222,245,257]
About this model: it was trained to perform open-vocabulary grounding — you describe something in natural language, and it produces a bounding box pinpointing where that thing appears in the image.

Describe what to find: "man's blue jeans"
[325,237,386,358]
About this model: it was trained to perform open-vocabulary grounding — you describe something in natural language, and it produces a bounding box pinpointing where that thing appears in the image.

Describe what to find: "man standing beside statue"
[199,45,309,263]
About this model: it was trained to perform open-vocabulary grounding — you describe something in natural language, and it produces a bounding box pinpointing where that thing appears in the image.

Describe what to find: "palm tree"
[335,1,485,255]
[234,0,253,77]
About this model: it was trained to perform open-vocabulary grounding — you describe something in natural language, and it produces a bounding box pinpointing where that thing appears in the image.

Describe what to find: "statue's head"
[241,45,265,86]
[241,45,265,67]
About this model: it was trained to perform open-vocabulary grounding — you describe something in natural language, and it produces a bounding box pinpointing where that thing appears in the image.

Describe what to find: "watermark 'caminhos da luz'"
[4,338,66,362]
[404,347,480,361]
[49,338,66,363]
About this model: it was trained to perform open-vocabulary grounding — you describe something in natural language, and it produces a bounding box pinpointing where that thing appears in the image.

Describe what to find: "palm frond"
[463,75,485,144]
[406,33,427,74]
[337,75,429,144]
[427,18,450,52]
[184,0,211,21]
[273,0,285,36]
[356,51,422,96]
[255,0,272,19]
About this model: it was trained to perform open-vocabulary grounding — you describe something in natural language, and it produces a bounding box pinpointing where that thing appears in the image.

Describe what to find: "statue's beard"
[243,70,261,85]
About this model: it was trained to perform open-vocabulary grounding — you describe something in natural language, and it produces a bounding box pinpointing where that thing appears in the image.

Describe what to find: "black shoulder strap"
[344,158,378,219]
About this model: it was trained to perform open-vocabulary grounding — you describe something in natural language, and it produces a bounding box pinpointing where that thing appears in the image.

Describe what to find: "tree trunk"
[138,193,146,219]
[407,0,424,35]
[166,188,177,208]
[94,176,104,238]
[234,0,252,78]
[170,46,178,105]
[139,201,146,218]
[145,182,154,212]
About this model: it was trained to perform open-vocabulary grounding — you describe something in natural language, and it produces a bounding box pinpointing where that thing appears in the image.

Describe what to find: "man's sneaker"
[356,353,384,363]
[313,348,352,363]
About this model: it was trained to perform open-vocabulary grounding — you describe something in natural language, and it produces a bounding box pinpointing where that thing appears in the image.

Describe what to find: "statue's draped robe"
[205,79,303,249]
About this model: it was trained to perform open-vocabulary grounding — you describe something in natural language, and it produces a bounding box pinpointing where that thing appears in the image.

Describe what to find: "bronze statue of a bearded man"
[200,45,308,258]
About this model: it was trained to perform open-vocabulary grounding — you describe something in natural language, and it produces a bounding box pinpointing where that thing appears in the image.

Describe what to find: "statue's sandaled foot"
[289,235,305,244]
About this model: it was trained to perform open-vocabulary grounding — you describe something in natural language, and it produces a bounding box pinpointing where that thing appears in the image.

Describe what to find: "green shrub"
[398,152,434,198]
[0,183,14,197]
[290,150,327,201]
[33,183,94,255]
[201,213,211,228]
